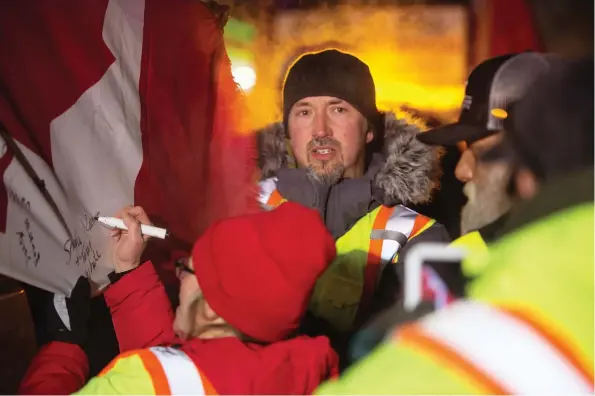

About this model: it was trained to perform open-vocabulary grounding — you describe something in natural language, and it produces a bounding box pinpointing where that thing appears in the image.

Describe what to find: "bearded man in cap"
[417,52,566,262]
[317,56,594,395]
[346,52,570,365]
[256,49,452,337]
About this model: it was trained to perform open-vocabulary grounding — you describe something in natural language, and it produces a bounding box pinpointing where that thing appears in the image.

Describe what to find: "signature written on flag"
[63,235,102,278]
[16,218,40,267]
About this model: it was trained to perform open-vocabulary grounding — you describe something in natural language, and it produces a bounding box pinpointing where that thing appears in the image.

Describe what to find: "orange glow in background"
[238,5,469,131]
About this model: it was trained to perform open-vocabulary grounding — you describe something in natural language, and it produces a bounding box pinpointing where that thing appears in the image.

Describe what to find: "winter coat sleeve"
[103,261,176,352]
[19,341,88,395]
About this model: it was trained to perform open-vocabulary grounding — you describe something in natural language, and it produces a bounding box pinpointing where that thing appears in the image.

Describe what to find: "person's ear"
[365,129,374,144]
[515,167,539,200]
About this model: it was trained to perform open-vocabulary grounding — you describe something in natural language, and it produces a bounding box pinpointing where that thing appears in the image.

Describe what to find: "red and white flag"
[0,0,256,295]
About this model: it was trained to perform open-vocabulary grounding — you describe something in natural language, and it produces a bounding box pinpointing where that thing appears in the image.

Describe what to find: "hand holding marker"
[95,216,169,239]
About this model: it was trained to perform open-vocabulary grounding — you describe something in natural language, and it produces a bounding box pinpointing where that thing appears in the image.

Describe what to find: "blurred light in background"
[224,18,257,92]
[245,5,468,130]
[232,65,257,91]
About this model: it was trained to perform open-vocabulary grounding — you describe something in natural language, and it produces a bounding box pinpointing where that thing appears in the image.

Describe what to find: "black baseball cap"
[417,52,555,146]
[481,57,594,180]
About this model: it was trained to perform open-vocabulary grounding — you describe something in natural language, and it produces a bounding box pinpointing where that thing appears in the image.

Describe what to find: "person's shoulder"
[250,336,338,395]
[315,323,476,395]
[379,204,450,242]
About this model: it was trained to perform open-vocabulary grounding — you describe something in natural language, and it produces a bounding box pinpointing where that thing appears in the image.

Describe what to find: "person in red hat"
[19,202,339,395]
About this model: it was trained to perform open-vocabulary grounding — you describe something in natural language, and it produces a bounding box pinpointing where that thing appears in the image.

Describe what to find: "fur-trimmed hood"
[256,111,442,206]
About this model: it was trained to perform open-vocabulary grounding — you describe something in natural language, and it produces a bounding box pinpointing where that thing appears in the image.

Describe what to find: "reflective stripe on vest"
[259,177,285,210]
[259,179,439,330]
[395,301,594,394]
[372,205,424,265]
[359,205,432,320]
[144,346,217,395]
[95,347,217,395]
[150,347,217,395]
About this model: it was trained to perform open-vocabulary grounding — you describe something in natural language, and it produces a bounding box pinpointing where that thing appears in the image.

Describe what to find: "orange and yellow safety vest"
[395,300,593,394]
[259,177,437,331]
[316,201,594,394]
[76,346,217,395]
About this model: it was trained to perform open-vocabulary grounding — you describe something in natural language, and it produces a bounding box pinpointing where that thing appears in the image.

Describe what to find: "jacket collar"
[478,212,510,243]
[500,167,594,235]
[274,154,385,239]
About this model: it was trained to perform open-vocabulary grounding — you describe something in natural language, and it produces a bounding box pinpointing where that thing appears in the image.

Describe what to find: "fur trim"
[374,112,443,205]
[256,122,296,179]
[256,111,442,206]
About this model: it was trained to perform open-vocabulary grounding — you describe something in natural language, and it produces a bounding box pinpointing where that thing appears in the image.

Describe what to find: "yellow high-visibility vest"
[316,202,594,394]
[77,346,218,395]
[259,177,436,331]
[450,230,489,278]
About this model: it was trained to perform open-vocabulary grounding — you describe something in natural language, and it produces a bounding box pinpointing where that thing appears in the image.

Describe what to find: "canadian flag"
[0,0,255,295]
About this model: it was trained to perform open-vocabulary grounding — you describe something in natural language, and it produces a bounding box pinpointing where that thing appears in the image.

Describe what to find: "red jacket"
[20,262,339,394]
[104,261,178,351]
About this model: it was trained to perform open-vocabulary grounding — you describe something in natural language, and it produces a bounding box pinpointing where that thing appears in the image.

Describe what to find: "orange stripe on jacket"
[356,206,395,324]
[397,324,511,395]
[199,369,219,395]
[266,189,284,208]
[503,307,594,388]
[410,214,431,239]
[137,349,171,395]
[98,350,142,377]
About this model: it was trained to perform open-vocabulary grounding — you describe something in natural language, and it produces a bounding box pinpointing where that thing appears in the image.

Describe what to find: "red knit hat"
[192,202,336,343]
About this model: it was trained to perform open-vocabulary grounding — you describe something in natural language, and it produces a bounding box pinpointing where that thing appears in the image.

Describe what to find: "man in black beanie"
[256,49,452,343]
[281,50,379,185]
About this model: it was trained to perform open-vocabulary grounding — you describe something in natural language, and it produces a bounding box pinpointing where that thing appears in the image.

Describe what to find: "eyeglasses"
[174,258,195,278]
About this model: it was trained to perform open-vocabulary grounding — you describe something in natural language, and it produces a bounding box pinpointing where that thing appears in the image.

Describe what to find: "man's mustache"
[307,137,340,151]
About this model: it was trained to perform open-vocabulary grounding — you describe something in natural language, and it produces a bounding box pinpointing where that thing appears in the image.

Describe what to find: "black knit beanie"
[283,50,379,130]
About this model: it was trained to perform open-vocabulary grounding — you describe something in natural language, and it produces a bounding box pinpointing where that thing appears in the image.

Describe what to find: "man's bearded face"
[461,161,513,235]
[306,136,345,185]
